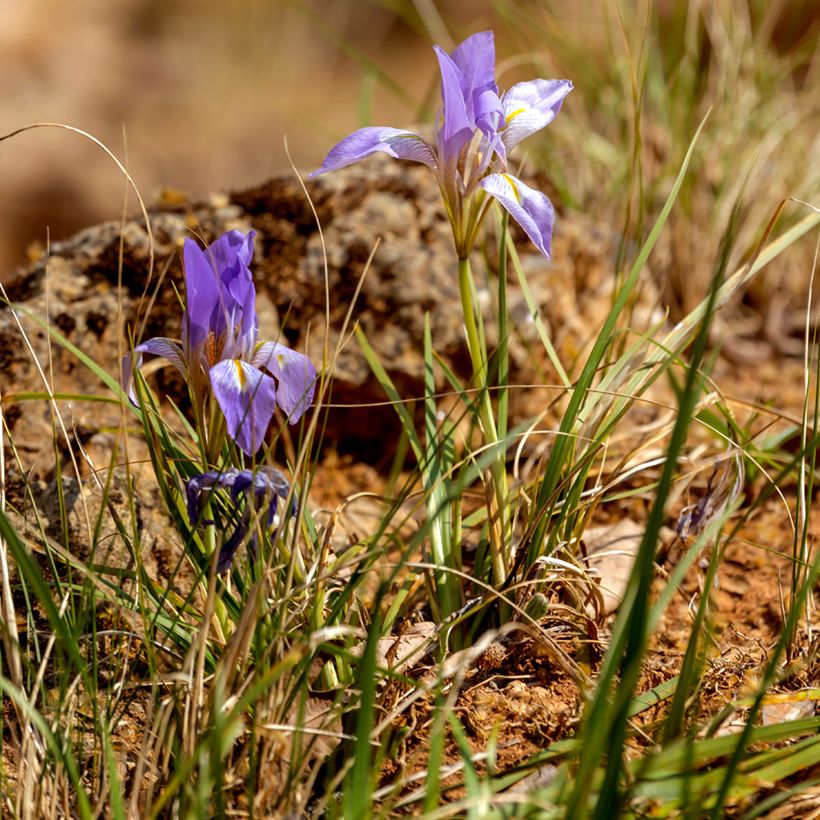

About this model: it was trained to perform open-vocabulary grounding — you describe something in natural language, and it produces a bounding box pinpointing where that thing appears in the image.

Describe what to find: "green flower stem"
[496,213,510,441]
[457,256,510,586]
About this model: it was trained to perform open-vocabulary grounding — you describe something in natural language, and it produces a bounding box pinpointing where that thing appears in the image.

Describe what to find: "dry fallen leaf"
[351,621,437,674]
[582,519,644,615]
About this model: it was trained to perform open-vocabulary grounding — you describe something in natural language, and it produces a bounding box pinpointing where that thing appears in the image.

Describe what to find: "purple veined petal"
[207,230,255,280]
[256,467,292,526]
[185,470,227,525]
[183,231,257,359]
[473,87,504,129]
[183,238,224,353]
[208,232,257,356]
[136,337,185,369]
[310,127,437,176]
[433,45,475,167]
[121,337,185,405]
[209,359,278,456]
[227,470,256,501]
[213,231,256,319]
[450,31,498,104]
[217,520,248,573]
[252,341,317,423]
[221,273,258,361]
[500,79,573,152]
[217,467,292,571]
[238,274,258,351]
[479,173,556,258]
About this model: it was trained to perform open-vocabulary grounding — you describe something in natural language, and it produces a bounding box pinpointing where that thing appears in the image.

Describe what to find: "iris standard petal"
[433,46,474,167]
[252,341,317,423]
[213,231,256,318]
[311,127,437,176]
[220,273,258,361]
[183,238,223,351]
[450,31,497,103]
[209,359,278,455]
[237,274,258,354]
[121,337,185,404]
[473,87,504,127]
[479,173,556,258]
[208,229,255,281]
[258,467,292,526]
[501,79,573,152]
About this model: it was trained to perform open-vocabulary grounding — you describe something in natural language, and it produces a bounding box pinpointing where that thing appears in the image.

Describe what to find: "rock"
[1,157,640,479]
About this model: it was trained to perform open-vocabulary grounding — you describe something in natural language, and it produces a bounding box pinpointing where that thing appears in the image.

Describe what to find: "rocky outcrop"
[1,156,630,477]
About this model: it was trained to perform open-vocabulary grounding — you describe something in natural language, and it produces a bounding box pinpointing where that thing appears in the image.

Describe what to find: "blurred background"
[1,0,817,288]
[0,0,488,273]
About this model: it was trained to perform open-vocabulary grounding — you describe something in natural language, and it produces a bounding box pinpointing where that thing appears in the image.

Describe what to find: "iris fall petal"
[311,127,437,176]
[252,341,317,423]
[501,79,574,152]
[122,337,185,404]
[209,359,278,456]
[479,173,556,259]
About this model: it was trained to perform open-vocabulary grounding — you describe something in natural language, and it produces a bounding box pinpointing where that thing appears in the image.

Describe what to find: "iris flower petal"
[183,238,224,352]
[501,79,573,152]
[185,467,295,571]
[433,46,474,168]
[208,230,255,281]
[213,231,256,318]
[479,173,555,258]
[209,359,278,456]
[312,127,437,176]
[183,231,258,357]
[450,31,497,103]
[217,525,247,573]
[252,342,317,423]
[121,337,185,404]
[185,470,222,525]
[221,273,258,361]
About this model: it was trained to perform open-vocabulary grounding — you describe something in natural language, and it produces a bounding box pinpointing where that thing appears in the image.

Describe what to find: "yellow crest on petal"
[501,174,521,203]
[234,360,247,387]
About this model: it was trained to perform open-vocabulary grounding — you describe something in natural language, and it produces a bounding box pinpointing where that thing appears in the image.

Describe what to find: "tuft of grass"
[1,6,819,817]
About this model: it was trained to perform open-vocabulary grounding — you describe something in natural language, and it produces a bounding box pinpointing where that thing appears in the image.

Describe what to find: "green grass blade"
[567,142,723,816]
[356,325,423,463]
[528,111,710,567]
[0,676,93,818]
[344,592,383,820]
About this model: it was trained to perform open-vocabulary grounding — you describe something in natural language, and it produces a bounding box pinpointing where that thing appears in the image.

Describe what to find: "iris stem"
[457,256,510,589]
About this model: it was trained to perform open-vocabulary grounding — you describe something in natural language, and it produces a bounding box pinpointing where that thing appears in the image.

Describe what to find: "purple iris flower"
[312,31,572,258]
[122,230,317,456]
[186,467,294,572]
